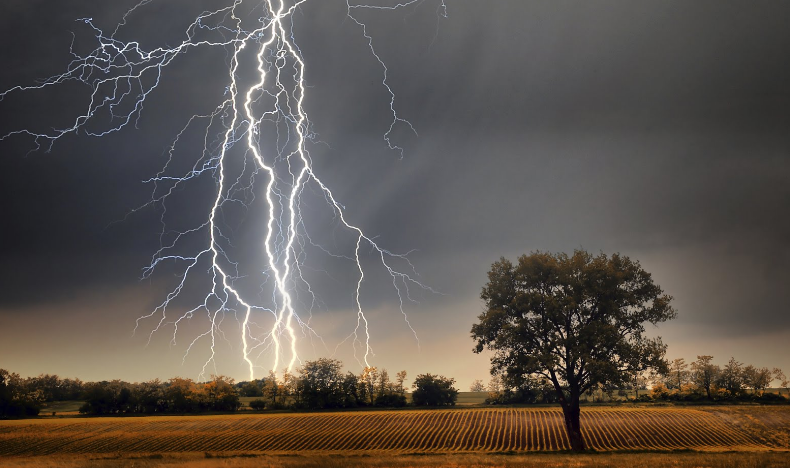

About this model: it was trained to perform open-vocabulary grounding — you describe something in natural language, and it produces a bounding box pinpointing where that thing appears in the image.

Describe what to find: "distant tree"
[239,380,264,397]
[486,374,503,394]
[395,371,408,395]
[691,356,719,400]
[0,370,12,416]
[59,378,84,401]
[262,370,294,409]
[376,369,391,400]
[281,369,297,402]
[742,365,772,396]
[358,367,379,406]
[717,357,744,396]
[29,374,61,402]
[773,368,789,398]
[262,371,282,408]
[341,371,361,407]
[635,373,650,399]
[165,377,198,413]
[200,375,240,411]
[469,380,485,392]
[411,374,458,406]
[294,358,345,409]
[665,358,689,390]
[134,379,166,413]
[371,368,406,407]
[472,250,675,451]
[79,380,132,414]
[1,369,43,417]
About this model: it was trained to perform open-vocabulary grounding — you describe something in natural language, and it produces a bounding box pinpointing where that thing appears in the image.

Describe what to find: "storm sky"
[1,0,789,388]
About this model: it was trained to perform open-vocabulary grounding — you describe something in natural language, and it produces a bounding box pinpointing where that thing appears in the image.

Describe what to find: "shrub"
[651,383,670,401]
[758,392,787,403]
[374,393,407,408]
[411,374,458,406]
[248,399,266,410]
[485,392,507,405]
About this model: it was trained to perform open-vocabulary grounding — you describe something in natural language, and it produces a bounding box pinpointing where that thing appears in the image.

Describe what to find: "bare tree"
[487,374,503,393]
[395,371,407,395]
[717,357,744,396]
[742,365,772,396]
[665,358,689,390]
[469,379,485,392]
[773,368,789,398]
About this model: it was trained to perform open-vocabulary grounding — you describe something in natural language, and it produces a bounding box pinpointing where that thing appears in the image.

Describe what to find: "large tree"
[471,250,675,451]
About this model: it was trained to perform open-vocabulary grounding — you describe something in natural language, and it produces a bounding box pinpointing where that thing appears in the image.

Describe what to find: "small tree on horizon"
[773,368,789,398]
[717,357,744,396]
[691,355,719,400]
[395,371,408,395]
[411,374,458,406]
[665,358,689,390]
[469,379,485,392]
[742,365,772,396]
[294,358,345,409]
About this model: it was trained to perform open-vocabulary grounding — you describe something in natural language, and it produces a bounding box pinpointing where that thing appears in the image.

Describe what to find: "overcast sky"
[1,0,789,388]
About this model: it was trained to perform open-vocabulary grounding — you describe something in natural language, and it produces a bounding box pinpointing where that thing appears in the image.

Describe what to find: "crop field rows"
[1,407,788,456]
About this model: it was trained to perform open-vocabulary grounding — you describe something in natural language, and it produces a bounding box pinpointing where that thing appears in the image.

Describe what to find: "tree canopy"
[411,374,458,406]
[471,250,675,450]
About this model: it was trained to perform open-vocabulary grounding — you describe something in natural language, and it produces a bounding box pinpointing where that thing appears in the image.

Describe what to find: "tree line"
[470,355,788,404]
[649,356,788,402]
[240,358,457,410]
[0,359,459,417]
[0,369,83,417]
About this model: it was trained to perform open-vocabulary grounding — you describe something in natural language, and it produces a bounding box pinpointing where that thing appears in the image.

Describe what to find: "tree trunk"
[561,400,585,451]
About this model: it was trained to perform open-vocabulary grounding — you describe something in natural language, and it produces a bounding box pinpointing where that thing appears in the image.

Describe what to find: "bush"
[248,399,266,410]
[374,393,407,408]
[411,374,458,406]
[201,376,241,412]
[485,392,507,405]
[484,387,553,405]
[2,399,41,417]
[758,392,786,403]
[650,383,670,401]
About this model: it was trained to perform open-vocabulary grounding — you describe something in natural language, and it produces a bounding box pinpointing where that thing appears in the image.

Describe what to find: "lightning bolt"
[1,0,444,380]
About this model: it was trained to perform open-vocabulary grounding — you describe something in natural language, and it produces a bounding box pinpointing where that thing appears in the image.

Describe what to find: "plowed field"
[1,407,788,456]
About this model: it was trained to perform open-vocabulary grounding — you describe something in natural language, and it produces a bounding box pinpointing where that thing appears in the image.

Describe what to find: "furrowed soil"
[1,406,788,466]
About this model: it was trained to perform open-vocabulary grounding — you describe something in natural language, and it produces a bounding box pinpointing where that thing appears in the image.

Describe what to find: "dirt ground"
[2,451,790,468]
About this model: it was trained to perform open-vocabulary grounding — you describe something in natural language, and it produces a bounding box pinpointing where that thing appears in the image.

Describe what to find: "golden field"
[2,406,789,456]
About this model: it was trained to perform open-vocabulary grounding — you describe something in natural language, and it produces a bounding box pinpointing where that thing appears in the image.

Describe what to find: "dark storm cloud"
[296,0,790,335]
[1,0,789,380]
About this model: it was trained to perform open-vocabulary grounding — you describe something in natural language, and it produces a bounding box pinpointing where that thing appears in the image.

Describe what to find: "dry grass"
[2,452,789,468]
